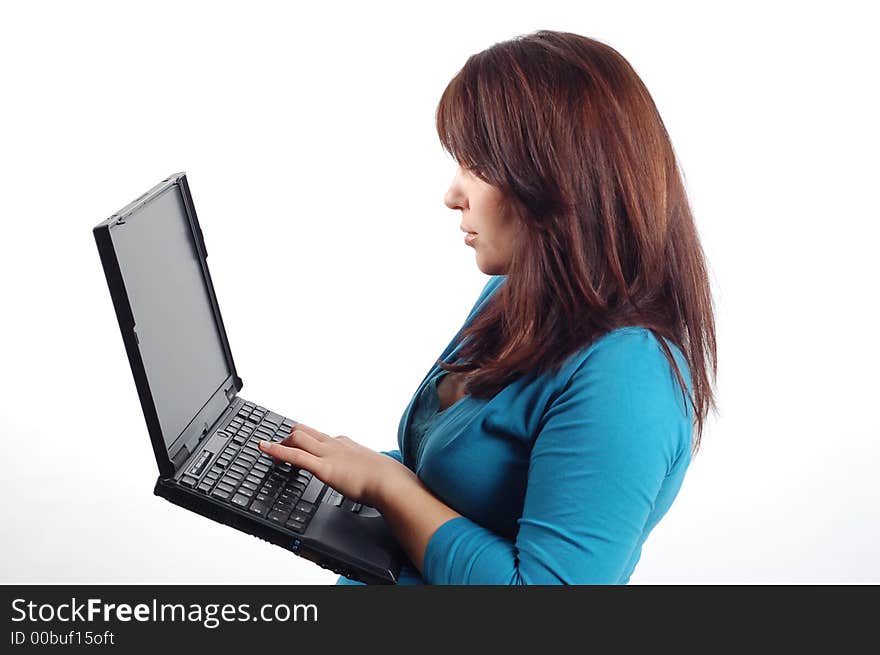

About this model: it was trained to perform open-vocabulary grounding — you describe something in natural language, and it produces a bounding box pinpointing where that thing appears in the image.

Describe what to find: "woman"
[259,30,717,584]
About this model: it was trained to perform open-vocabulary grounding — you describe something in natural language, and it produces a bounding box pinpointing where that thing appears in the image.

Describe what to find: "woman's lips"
[464,232,477,247]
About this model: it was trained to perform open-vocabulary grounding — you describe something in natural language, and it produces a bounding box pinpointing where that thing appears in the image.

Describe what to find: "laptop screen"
[111,184,230,450]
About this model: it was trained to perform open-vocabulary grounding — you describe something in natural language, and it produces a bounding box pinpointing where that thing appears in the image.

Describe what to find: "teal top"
[336,275,693,585]
[405,370,445,466]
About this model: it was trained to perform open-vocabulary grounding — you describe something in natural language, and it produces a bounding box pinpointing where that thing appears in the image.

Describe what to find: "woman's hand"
[257,423,419,510]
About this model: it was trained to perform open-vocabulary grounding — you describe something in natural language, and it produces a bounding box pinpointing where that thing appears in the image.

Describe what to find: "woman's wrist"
[372,461,424,512]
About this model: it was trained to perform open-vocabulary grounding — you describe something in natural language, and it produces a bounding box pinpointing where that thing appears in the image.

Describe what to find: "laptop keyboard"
[178,401,327,533]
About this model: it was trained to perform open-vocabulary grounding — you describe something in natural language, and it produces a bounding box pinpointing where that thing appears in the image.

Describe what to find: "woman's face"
[444,165,521,275]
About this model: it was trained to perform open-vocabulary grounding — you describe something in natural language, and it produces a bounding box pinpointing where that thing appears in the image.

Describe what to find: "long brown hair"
[435,30,717,453]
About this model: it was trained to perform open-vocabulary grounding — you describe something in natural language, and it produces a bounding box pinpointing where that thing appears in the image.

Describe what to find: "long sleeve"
[380,449,403,464]
[421,329,692,584]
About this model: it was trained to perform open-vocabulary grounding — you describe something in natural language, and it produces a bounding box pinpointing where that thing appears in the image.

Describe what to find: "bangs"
[435,56,496,176]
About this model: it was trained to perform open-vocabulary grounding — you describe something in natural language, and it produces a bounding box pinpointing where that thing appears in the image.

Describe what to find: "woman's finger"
[275,429,324,454]
[257,442,324,475]
[289,422,330,442]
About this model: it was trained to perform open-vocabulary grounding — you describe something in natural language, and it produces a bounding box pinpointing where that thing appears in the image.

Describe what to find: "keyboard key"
[238,486,255,498]
[350,503,363,513]
[249,500,269,516]
[241,481,258,492]
[180,475,197,487]
[274,500,295,513]
[285,515,307,531]
[301,476,326,504]
[212,488,231,501]
[198,482,213,494]
[246,474,262,485]
[224,471,243,483]
[231,493,250,508]
[289,509,310,524]
[217,481,235,494]
[295,501,315,513]
[267,509,290,524]
[326,490,344,507]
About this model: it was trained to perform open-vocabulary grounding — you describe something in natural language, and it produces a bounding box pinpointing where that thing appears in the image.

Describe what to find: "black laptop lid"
[94,173,242,477]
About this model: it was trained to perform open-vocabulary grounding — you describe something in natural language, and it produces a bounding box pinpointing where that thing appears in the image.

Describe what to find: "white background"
[1,1,877,584]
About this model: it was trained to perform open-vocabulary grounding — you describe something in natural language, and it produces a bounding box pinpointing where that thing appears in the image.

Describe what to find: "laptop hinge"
[170,421,211,472]
[171,447,189,471]
[170,394,240,474]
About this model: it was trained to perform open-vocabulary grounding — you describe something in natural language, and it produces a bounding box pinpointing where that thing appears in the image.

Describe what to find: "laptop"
[93,172,403,584]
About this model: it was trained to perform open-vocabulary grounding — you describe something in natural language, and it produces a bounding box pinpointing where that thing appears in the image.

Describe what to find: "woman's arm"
[376,330,693,584]
[260,330,690,584]
[374,468,463,574]
[258,435,460,574]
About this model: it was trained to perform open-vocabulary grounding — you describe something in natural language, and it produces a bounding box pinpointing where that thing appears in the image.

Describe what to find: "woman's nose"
[444,169,467,210]
[444,187,459,210]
